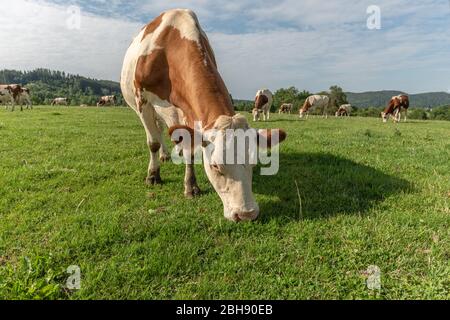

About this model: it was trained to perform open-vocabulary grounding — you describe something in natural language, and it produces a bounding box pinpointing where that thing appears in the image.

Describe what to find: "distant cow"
[97,95,117,107]
[299,95,330,119]
[336,104,352,117]
[253,89,273,121]
[51,98,69,106]
[0,84,24,111]
[382,95,409,123]
[18,87,33,110]
[279,103,293,114]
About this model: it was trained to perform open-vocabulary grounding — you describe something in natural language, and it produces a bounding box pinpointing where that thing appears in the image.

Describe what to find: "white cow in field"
[253,89,273,121]
[51,98,69,106]
[336,104,352,117]
[299,95,330,119]
[97,95,117,107]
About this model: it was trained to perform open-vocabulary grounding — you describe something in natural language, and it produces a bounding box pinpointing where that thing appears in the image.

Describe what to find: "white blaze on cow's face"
[381,112,388,123]
[299,110,306,118]
[202,122,259,222]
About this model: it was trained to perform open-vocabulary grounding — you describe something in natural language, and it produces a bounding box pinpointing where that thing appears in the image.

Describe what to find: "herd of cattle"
[0,84,118,110]
[0,9,414,222]
[0,83,409,123]
[253,89,410,123]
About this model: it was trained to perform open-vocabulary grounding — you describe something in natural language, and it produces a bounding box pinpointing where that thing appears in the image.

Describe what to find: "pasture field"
[0,106,449,300]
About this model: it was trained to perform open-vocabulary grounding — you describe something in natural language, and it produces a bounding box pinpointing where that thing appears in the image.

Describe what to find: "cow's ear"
[168,125,194,145]
[257,129,287,149]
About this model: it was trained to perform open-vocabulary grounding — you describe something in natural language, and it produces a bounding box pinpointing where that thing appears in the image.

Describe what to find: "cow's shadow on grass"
[254,152,412,222]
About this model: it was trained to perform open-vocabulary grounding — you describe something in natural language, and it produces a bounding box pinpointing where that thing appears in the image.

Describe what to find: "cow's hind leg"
[139,104,165,185]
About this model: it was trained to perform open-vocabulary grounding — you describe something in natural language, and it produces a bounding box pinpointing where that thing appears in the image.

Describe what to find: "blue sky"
[0,0,449,99]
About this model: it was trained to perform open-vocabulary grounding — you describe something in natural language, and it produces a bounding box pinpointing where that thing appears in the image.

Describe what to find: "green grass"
[0,106,449,300]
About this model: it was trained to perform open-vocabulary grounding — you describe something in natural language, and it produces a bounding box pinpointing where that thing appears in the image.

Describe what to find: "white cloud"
[0,0,141,81]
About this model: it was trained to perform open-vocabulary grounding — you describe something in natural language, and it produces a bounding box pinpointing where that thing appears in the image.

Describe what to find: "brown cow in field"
[382,95,409,123]
[121,9,286,222]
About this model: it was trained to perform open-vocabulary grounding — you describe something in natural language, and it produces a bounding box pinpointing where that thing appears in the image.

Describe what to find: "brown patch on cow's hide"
[135,49,172,103]
[142,13,164,40]
[7,85,22,101]
[300,99,311,113]
[255,94,269,110]
[384,95,409,115]
[135,24,233,127]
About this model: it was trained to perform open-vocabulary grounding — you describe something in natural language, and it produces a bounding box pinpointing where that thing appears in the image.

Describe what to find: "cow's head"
[299,109,307,118]
[170,115,286,222]
[381,112,389,123]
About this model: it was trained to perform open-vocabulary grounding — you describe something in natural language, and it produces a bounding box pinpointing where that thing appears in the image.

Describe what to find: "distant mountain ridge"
[346,91,450,108]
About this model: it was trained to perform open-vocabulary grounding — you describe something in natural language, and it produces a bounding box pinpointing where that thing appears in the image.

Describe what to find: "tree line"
[0,69,124,106]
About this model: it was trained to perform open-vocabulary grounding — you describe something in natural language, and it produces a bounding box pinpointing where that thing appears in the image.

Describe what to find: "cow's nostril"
[234,210,259,222]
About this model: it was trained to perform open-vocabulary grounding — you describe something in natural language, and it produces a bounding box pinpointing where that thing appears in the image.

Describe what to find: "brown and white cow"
[0,84,23,111]
[335,104,352,117]
[382,95,409,123]
[278,103,293,114]
[18,87,33,110]
[51,98,69,106]
[121,9,286,222]
[97,95,117,107]
[253,89,273,121]
[299,95,330,119]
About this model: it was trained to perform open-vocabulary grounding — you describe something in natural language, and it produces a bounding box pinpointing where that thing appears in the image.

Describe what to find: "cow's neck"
[171,75,234,130]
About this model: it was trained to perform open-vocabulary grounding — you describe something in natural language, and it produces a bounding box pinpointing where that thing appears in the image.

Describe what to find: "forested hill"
[0,69,123,106]
[346,91,450,108]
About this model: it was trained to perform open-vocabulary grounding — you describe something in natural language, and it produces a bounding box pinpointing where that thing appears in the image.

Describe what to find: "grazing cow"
[336,104,352,117]
[0,84,24,111]
[51,98,69,106]
[97,95,117,107]
[279,103,293,114]
[299,95,330,119]
[18,87,33,110]
[382,95,409,123]
[121,9,286,222]
[253,89,273,121]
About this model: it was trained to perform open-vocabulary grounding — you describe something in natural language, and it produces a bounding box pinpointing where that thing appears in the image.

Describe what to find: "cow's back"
[121,9,232,127]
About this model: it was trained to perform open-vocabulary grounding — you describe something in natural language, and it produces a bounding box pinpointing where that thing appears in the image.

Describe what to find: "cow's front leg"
[159,141,171,162]
[265,110,270,121]
[184,161,201,198]
[139,103,163,186]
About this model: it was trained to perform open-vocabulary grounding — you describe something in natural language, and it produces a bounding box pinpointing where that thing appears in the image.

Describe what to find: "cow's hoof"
[185,186,201,199]
[146,176,163,186]
[160,154,171,162]
[145,169,162,186]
